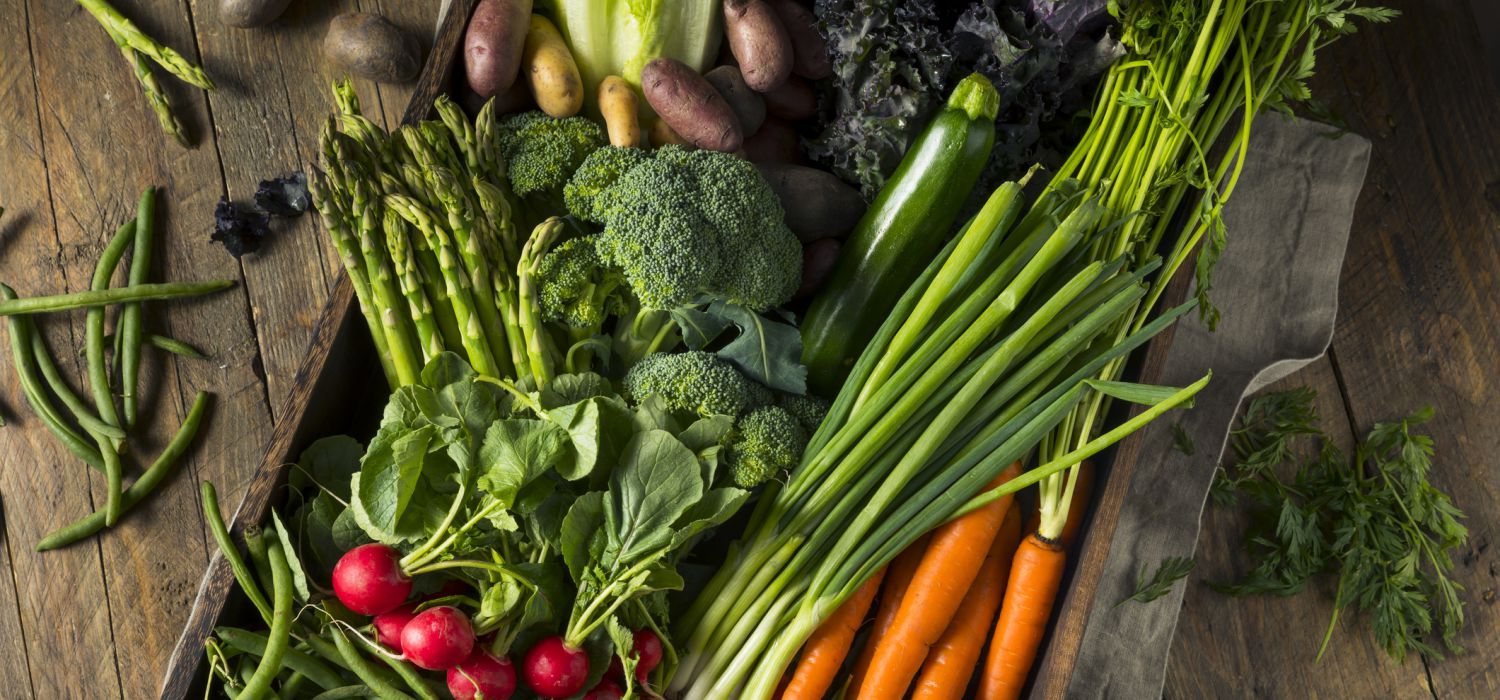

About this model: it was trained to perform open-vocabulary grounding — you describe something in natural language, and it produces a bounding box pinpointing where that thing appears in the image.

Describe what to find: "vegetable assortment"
[166,1,1418,699]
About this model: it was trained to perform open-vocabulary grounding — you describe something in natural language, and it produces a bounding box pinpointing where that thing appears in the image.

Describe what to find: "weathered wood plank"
[15,0,278,696]
[1309,1,1500,695]
[1164,356,1435,699]
[2,1,124,696]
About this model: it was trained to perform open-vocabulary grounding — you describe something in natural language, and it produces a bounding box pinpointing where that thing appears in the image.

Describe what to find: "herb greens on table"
[1212,388,1468,663]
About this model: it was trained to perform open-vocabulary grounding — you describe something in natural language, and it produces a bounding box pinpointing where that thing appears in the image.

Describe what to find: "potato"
[795,238,841,300]
[649,118,690,148]
[743,118,802,164]
[723,0,794,92]
[704,66,766,135]
[755,163,866,242]
[324,12,421,84]
[761,75,816,120]
[522,14,583,117]
[641,58,743,152]
[465,0,533,98]
[599,76,642,147]
[459,79,533,117]
[768,0,831,79]
[219,0,293,28]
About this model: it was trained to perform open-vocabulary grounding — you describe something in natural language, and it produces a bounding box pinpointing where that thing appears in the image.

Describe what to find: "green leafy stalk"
[1116,556,1196,607]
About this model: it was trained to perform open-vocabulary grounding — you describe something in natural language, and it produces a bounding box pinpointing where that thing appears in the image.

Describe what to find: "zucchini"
[800,73,999,394]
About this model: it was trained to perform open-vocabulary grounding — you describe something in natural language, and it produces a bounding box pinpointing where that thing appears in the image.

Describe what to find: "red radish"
[373,603,419,651]
[523,636,590,698]
[446,649,517,700]
[332,543,411,616]
[581,679,624,700]
[632,629,663,679]
[400,606,475,670]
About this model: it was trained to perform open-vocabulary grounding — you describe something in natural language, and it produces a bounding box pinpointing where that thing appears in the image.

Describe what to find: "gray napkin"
[1063,114,1371,698]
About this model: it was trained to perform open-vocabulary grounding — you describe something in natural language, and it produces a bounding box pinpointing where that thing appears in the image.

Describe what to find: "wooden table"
[0,1,1493,698]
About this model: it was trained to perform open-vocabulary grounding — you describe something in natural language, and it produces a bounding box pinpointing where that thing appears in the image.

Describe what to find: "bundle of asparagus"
[309,82,554,389]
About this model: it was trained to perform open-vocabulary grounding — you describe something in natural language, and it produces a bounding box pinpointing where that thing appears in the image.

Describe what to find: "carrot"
[978,532,1068,700]
[911,506,1023,700]
[783,567,888,700]
[847,533,929,693]
[856,461,1024,699]
[1025,460,1095,546]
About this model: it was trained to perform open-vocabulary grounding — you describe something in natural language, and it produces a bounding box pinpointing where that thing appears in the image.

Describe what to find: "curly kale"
[810,0,1122,198]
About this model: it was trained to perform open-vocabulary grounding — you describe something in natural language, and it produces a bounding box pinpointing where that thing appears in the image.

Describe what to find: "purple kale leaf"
[212,197,270,257]
[254,171,311,217]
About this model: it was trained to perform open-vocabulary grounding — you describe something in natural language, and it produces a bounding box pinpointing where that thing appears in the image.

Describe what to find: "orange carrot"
[978,532,1068,700]
[1026,460,1095,546]
[847,532,930,693]
[910,506,1023,700]
[783,567,888,700]
[856,461,1024,699]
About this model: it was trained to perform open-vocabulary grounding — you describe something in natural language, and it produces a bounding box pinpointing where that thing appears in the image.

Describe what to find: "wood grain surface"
[0,0,1496,698]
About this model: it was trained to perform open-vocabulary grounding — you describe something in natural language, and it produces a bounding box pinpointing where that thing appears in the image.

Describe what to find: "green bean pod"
[0,289,106,471]
[329,627,416,700]
[120,186,156,428]
[236,539,293,700]
[0,280,236,316]
[214,628,343,690]
[201,482,273,623]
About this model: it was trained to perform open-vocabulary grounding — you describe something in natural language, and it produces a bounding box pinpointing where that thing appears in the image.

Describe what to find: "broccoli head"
[777,393,831,434]
[621,351,757,418]
[498,111,606,200]
[535,235,629,329]
[728,405,808,488]
[565,146,650,222]
[573,145,802,311]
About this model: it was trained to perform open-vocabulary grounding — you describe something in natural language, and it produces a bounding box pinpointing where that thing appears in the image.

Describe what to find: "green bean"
[309,686,376,699]
[28,331,124,440]
[202,482,273,623]
[86,218,135,525]
[329,627,415,700]
[0,280,235,316]
[35,391,210,550]
[351,630,441,700]
[215,628,343,690]
[238,539,293,700]
[278,671,306,700]
[120,186,155,427]
[1,287,107,471]
[145,332,206,359]
[244,525,275,596]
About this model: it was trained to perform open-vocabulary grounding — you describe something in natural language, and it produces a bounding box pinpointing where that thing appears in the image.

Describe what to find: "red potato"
[743,118,804,164]
[332,543,411,616]
[723,0,794,92]
[769,0,832,79]
[465,0,534,98]
[755,163,868,241]
[705,65,767,135]
[796,238,841,300]
[400,606,476,670]
[642,58,743,152]
[761,75,817,120]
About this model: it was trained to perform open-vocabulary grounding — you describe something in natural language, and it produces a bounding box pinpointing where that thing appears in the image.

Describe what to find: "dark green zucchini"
[800,73,999,395]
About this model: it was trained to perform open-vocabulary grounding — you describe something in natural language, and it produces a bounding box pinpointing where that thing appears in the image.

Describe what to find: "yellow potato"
[521,15,583,117]
[649,117,690,148]
[598,76,642,148]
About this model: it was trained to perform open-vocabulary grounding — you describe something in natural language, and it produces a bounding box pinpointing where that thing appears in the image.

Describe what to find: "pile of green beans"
[201,483,442,700]
[0,186,229,550]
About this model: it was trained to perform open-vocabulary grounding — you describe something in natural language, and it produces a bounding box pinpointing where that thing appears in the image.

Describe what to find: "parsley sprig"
[1211,388,1468,662]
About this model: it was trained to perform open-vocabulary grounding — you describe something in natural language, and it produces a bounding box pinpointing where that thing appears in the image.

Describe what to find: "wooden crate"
[159,1,1188,695]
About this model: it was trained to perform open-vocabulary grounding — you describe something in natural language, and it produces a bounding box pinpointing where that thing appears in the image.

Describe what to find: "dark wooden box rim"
[159,1,1188,696]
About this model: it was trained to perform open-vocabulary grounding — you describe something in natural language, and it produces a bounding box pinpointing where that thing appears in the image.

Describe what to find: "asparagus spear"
[383,211,444,363]
[308,167,399,388]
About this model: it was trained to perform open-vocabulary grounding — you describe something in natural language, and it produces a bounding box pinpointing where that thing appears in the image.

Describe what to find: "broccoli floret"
[777,393,831,434]
[582,145,802,311]
[621,351,757,418]
[565,146,650,222]
[728,406,808,488]
[498,111,606,200]
[746,381,775,410]
[535,235,628,329]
